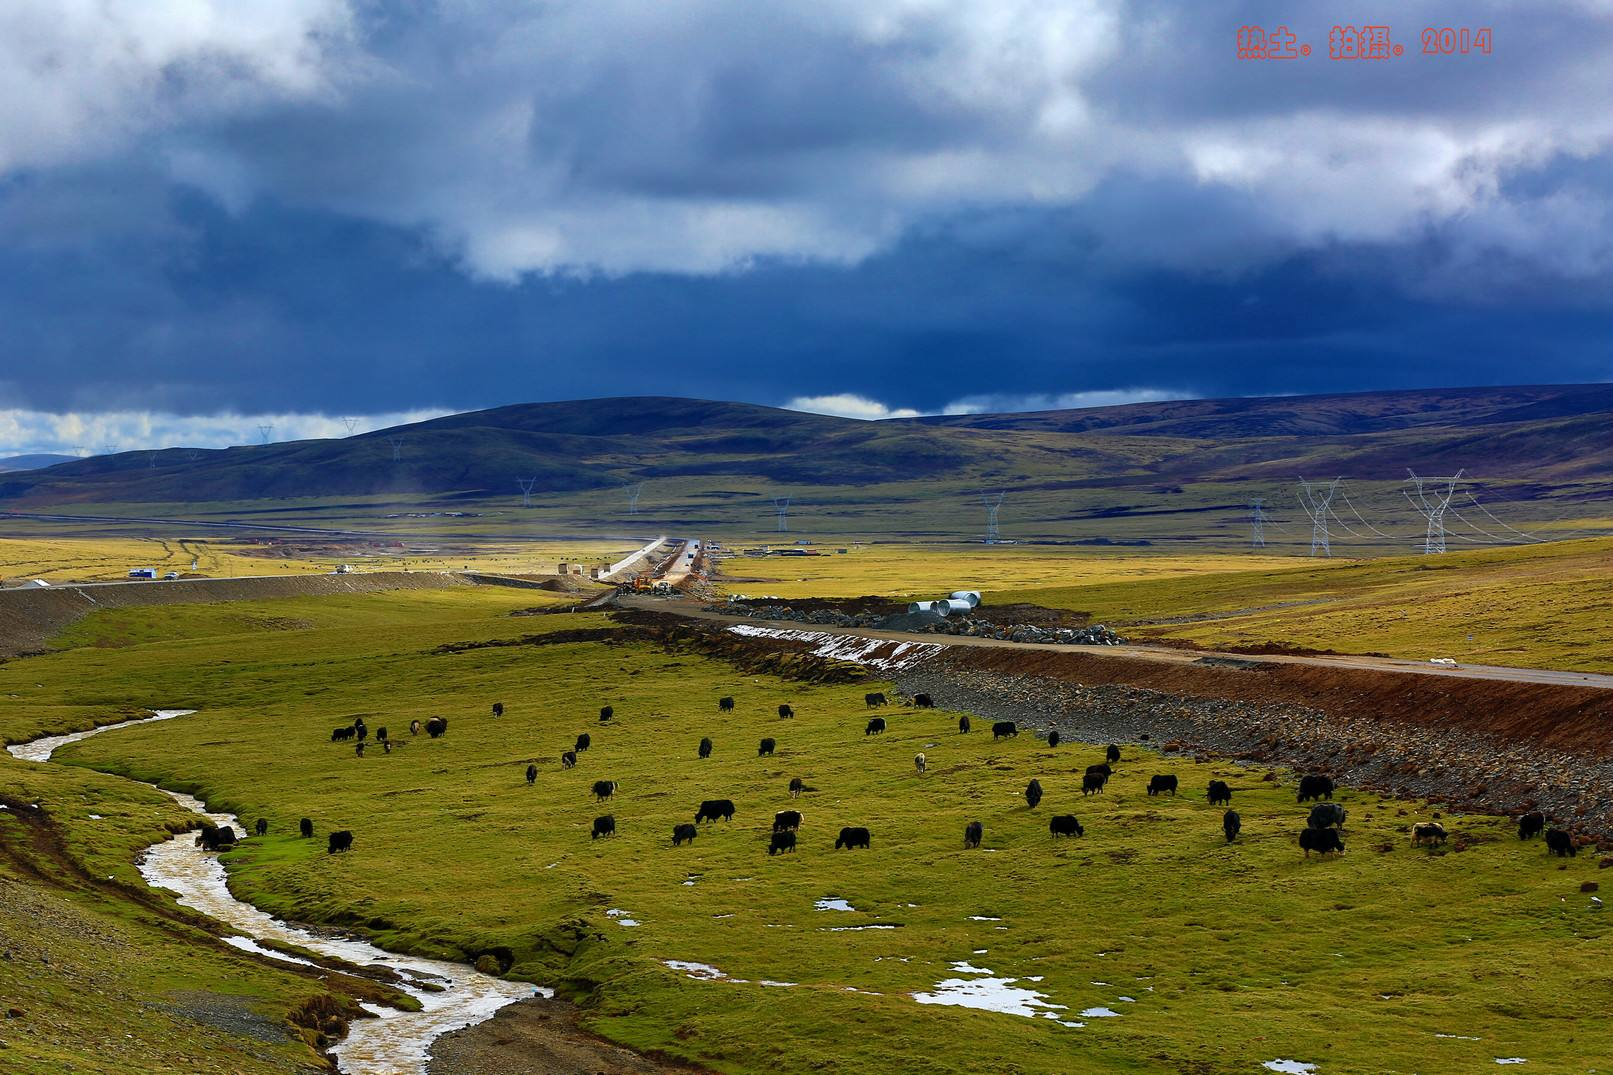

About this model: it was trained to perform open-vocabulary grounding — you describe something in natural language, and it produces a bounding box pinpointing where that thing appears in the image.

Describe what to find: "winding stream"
[8,710,547,1075]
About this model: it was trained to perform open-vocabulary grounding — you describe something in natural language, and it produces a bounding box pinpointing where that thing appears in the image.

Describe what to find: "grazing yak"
[382,740,393,755]
[1047,731,1061,748]
[328,830,354,854]
[299,817,314,839]
[865,717,887,736]
[592,779,618,802]
[1106,744,1121,764]
[773,810,803,832]
[575,733,591,752]
[964,820,983,848]
[1307,803,1347,829]
[1297,774,1335,802]
[758,737,776,757]
[599,705,613,723]
[698,737,713,759]
[865,692,888,708]
[1082,771,1107,795]
[696,799,736,823]
[1518,811,1546,840]
[788,777,805,798]
[492,702,504,717]
[1086,762,1112,780]
[1049,815,1084,838]
[526,764,538,785]
[1223,809,1241,843]
[769,831,797,855]
[958,715,971,734]
[1299,827,1344,856]
[718,696,735,712]
[592,815,616,839]
[561,750,577,769]
[355,741,366,757]
[353,720,367,742]
[1412,822,1448,846]
[1207,780,1232,806]
[425,717,448,739]
[1148,774,1178,797]
[377,726,388,742]
[410,719,422,736]
[913,693,934,708]
[195,824,238,851]
[331,726,354,742]
[1546,829,1577,857]
[835,826,871,850]
[778,704,794,719]
[914,753,926,774]
[1025,779,1043,809]
[254,818,268,837]
[672,823,698,846]
[992,721,1018,740]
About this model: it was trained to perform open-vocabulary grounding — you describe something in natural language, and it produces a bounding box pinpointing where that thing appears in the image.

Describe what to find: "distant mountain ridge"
[0,453,78,473]
[2,385,1610,508]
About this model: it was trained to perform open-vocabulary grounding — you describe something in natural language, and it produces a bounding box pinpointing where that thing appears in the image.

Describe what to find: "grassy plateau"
[1,587,1608,1073]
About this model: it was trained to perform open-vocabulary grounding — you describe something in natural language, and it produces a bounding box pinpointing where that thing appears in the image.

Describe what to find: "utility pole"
[773,497,791,533]
[388,436,405,462]
[625,483,644,514]
[1296,478,1341,557]
[341,417,360,436]
[257,424,274,445]
[1405,469,1464,554]
[517,477,538,508]
[1250,498,1267,548]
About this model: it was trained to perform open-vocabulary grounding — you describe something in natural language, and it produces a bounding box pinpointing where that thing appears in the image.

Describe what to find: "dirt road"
[622,595,1613,691]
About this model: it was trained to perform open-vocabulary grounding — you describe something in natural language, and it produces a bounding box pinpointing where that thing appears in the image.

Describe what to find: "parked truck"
[127,568,157,579]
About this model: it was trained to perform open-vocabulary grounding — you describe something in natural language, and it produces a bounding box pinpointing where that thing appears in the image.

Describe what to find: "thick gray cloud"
[0,0,1611,441]
[7,1,1611,283]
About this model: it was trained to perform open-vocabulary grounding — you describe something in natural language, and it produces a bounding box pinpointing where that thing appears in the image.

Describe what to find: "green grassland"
[999,537,1613,673]
[3,590,1609,1073]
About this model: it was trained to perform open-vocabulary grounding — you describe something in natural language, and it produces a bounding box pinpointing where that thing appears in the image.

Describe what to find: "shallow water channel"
[8,710,545,1075]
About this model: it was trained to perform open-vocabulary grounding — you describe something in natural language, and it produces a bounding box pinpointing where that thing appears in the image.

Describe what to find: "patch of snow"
[913,962,1069,1020]
[967,915,1001,921]
[815,897,856,912]
[1262,1063,1317,1074]
[821,924,897,932]
[1495,1061,1527,1067]
[1080,1007,1122,1018]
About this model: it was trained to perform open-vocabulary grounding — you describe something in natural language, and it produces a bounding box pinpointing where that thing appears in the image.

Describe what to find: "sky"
[2,1,1612,453]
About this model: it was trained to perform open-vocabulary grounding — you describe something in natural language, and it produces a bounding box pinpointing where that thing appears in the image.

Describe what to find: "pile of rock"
[915,617,1124,646]
[712,603,886,628]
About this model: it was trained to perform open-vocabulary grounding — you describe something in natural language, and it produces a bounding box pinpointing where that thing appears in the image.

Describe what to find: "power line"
[625,483,643,514]
[387,436,405,462]
[517,477,538,508]
[1249,498,1266,548]
[772,496,790,533]
[257,424,274,445]
[340,417,360,436]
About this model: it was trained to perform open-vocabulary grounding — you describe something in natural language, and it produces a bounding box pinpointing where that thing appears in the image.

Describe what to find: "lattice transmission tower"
[1405,469,1464,554]
[981,492,1005,543]
[1296,478,1341,557]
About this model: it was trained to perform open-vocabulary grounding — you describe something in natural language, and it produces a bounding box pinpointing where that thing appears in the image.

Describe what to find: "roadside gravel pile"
[909,617,1124,646]
[896,660,1613,844]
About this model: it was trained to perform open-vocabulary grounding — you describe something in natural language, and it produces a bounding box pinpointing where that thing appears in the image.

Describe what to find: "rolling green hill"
[2,386,1610,549]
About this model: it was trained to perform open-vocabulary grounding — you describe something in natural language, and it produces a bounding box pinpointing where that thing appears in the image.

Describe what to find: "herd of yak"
[205,689,1586,863]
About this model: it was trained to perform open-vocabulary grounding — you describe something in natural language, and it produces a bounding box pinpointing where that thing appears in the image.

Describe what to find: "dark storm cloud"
[0,0,1610,446]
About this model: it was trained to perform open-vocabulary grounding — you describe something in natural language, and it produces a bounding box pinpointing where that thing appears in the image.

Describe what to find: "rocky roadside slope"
[896,653,1613,848]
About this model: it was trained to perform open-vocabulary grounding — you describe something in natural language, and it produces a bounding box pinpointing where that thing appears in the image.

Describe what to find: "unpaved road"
[622,595,1613,691]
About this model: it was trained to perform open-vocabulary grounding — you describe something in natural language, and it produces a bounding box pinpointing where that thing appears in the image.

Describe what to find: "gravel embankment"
[896,659,1613,845]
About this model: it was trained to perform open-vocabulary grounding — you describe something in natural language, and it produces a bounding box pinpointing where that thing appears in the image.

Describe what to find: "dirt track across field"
[0,571,470,657]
